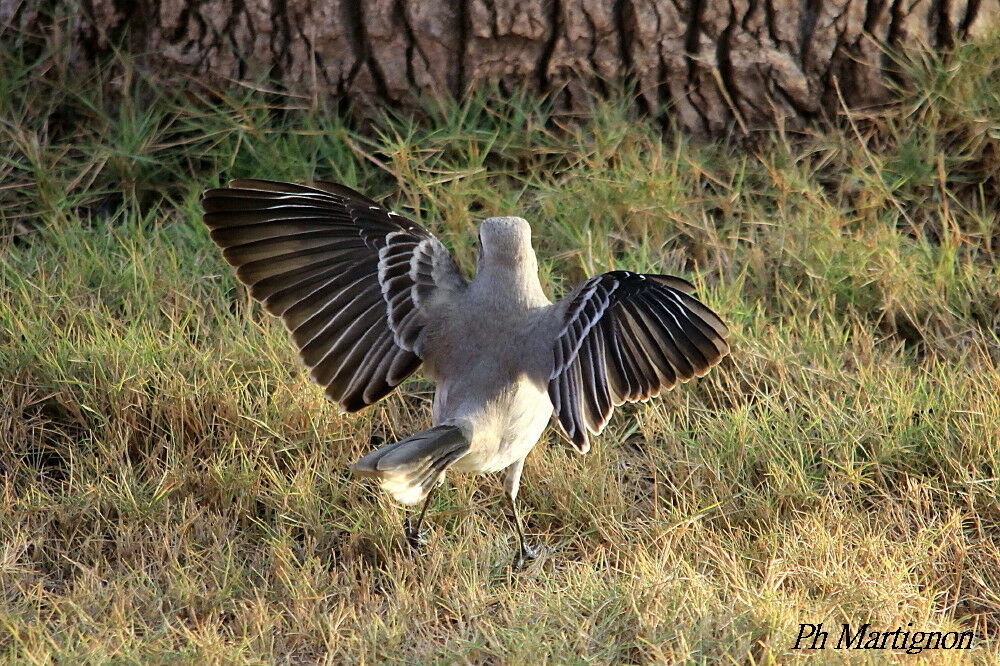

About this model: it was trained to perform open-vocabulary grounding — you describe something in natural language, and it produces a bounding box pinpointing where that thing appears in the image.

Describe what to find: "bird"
[201,179,730,568]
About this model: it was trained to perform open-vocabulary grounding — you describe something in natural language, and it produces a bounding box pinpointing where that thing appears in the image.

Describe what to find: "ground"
[1,33,999,664]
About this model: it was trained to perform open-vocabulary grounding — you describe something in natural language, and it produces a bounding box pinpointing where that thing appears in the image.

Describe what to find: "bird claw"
[512,543,541,571]
[402,517,430,550]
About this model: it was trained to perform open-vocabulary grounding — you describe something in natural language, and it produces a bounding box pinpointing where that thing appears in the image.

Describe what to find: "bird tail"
[350,425,470,505]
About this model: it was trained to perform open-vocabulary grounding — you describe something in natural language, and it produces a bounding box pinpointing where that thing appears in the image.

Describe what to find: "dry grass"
[1,30,999,663]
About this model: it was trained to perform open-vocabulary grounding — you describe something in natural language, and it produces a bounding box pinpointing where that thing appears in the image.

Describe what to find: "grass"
[1,30,999,664]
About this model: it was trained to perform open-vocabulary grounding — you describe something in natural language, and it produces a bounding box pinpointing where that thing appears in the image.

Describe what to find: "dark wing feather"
[549,271,730,452]
[202,179,465,411]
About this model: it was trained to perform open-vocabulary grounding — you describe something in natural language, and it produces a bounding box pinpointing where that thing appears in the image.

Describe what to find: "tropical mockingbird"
[202,180,730,568]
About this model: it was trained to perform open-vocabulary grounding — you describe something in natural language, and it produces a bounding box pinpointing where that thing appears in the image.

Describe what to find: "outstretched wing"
[548,271,730,453]
[202,179,465,411]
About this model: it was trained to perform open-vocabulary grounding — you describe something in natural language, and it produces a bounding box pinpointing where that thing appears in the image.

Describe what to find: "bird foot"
[512,543,542,572]
[402,517,430,550]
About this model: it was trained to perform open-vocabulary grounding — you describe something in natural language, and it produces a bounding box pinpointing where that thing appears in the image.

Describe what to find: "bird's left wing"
[202,179,465,411]
[548,271,730,453]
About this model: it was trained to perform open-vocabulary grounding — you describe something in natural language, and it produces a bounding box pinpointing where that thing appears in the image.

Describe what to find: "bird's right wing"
[548,271,730,453]
[202,179,465,411]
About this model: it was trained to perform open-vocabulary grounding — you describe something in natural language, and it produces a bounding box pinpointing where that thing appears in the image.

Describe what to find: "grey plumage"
[202,179,730,565]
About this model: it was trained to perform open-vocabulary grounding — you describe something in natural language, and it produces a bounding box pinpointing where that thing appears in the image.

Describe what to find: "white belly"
[447,379,553,475]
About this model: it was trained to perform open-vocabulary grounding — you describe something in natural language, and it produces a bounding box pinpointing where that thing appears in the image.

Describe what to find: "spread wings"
[548,271,730,453]
[202,179,465,411]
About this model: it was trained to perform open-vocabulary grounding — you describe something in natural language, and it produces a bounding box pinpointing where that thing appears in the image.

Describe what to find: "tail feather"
[350,425,469,505]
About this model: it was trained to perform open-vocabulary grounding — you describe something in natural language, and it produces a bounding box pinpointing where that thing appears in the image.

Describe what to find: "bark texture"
[3,0,997,136]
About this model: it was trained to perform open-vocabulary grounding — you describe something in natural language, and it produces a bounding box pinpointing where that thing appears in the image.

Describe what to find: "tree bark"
[3,0,997,137]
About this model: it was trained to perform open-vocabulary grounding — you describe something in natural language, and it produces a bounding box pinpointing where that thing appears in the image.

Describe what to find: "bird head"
[478,217,534,268]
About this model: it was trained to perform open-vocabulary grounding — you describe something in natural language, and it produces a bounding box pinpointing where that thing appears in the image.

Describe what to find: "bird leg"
[403,485,436,549]
[503,459,539,570]
[505,492,540,571]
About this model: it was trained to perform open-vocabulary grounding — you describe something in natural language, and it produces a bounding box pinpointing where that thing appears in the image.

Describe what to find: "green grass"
[2,32,999,663]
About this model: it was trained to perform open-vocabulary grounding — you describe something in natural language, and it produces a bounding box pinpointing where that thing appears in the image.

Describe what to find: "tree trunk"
[4,0,997,137]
